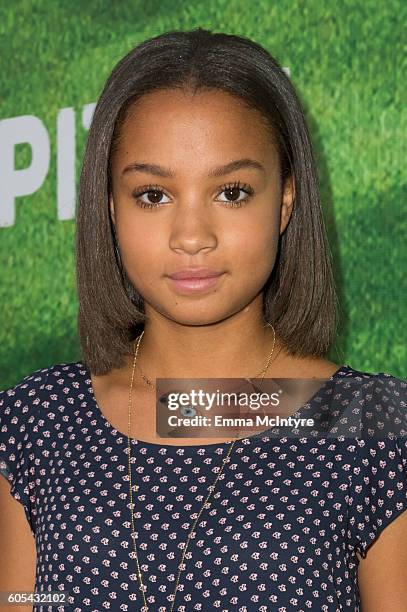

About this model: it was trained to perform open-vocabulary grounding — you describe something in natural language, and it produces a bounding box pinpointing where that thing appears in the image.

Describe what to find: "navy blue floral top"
[0,362,406,612]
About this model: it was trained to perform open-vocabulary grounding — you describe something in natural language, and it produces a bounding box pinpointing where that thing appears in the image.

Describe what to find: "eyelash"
[131,180,254,209]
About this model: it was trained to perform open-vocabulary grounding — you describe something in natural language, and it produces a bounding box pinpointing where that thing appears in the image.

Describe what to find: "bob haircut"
[76,27,339,375]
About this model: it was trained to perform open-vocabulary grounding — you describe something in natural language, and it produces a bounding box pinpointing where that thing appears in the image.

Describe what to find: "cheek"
[118,214,159,254]
[118,226,162,286]
[225,217,279,271]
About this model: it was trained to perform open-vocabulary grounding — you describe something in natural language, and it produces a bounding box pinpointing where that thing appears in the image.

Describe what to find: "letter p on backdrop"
[0,115,50,227]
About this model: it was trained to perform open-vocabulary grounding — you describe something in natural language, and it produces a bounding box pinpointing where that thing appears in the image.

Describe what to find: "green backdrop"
[1,0,406,389]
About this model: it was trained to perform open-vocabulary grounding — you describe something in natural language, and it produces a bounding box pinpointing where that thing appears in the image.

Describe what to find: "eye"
[132,185,171,208]
[215,181,254,208]
[132,180,254,209]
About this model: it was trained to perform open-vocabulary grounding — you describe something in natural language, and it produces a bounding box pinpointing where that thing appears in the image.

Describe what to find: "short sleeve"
[348,373,407,559]
[0,368,47,533]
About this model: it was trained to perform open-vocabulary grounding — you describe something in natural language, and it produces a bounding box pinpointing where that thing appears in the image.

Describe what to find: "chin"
[157,307,234,328]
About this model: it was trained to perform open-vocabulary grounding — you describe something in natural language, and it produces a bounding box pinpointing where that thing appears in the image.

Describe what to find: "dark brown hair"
[76,27,338,375]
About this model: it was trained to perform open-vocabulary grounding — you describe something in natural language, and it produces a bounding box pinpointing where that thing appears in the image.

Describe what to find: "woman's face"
[109,88,294,326]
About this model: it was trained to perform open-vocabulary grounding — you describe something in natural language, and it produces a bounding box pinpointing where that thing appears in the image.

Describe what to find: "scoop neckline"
[78,362,353,454]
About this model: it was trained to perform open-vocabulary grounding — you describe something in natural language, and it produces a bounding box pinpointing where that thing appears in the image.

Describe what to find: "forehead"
[113,88,278,166]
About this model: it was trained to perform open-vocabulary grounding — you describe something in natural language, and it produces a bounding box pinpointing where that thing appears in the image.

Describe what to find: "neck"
[120,307,292,382]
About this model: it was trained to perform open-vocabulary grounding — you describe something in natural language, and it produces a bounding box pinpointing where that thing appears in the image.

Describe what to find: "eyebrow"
[122,158,266,178]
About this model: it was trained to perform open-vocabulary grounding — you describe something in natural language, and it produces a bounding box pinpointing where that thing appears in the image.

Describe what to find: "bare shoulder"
[275,355,341,379]
[302,358,341,378]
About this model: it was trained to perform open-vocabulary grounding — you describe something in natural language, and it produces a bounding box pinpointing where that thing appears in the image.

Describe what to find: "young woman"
[1,28,406,612]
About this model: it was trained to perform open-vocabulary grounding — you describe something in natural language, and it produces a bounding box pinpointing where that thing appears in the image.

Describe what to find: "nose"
[168,202,218,255]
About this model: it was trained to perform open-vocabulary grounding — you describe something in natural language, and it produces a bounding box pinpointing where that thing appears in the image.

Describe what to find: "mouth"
[166,273,226,294]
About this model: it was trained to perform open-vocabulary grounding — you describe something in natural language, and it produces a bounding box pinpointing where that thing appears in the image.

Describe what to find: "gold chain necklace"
[136,327,278,393]
[127,323,276,611]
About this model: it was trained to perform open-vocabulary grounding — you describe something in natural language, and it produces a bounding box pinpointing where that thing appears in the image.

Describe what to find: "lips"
[168,268,224,280]
[166,269,226,294]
